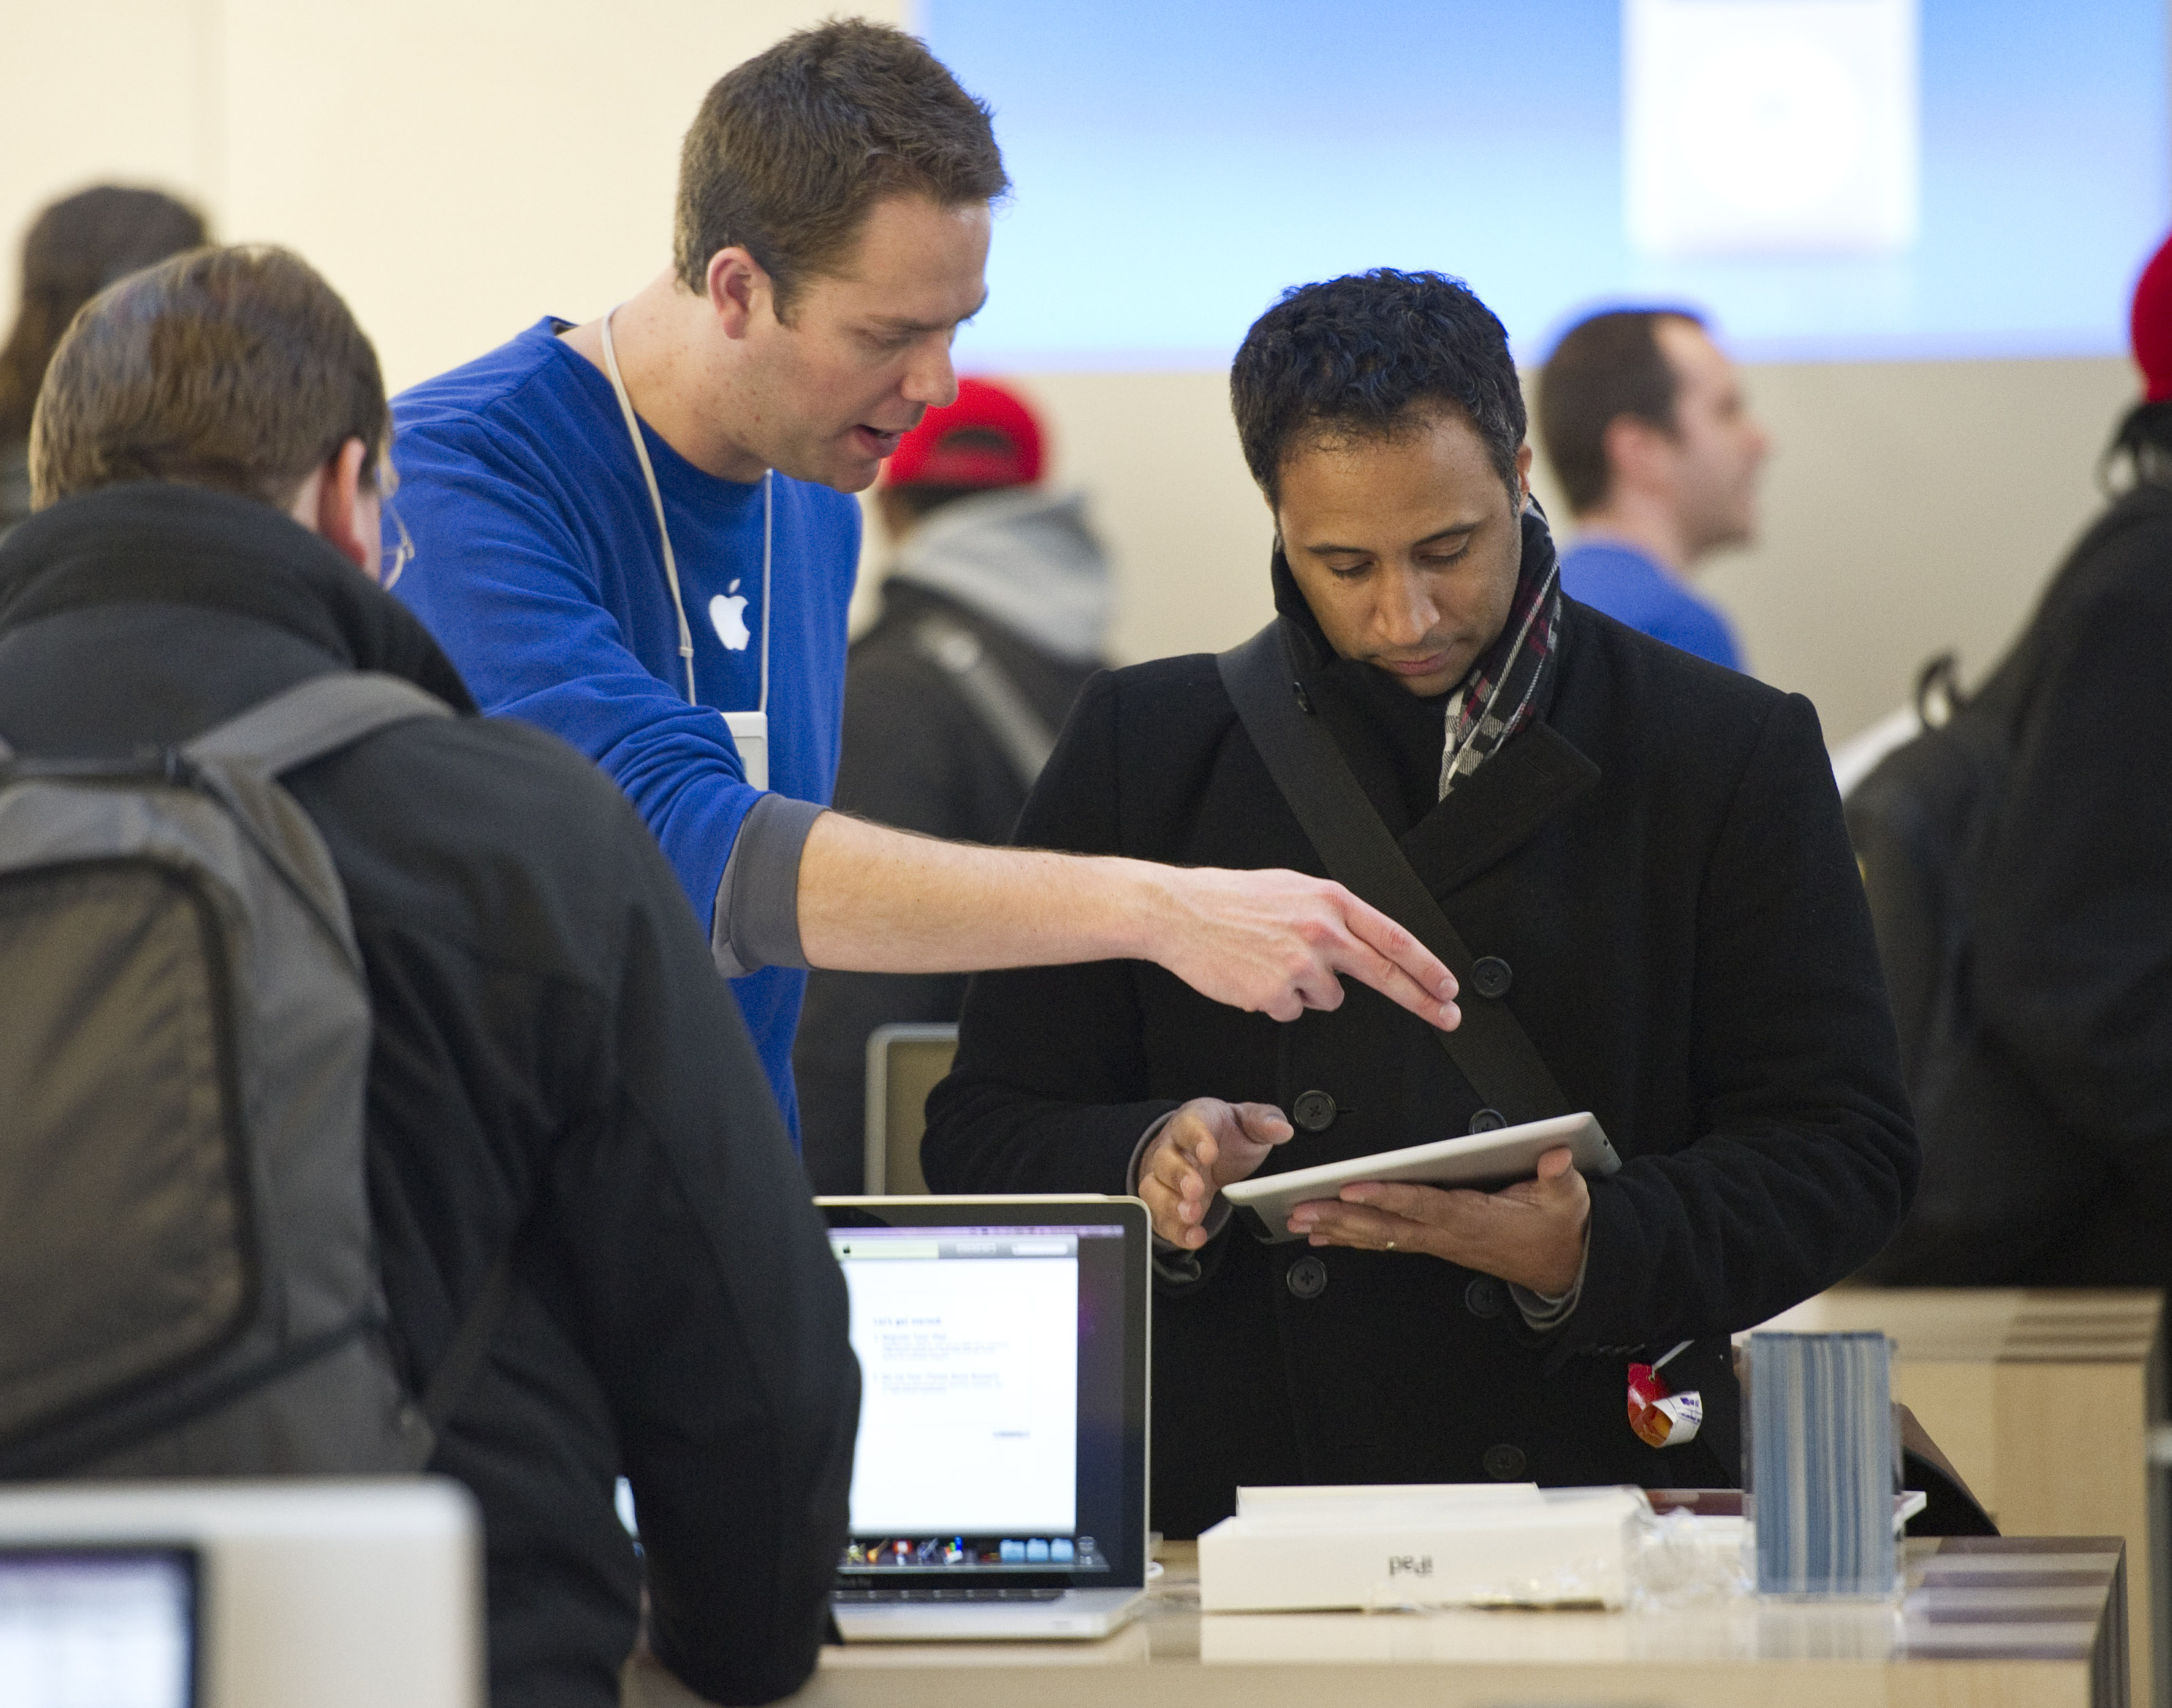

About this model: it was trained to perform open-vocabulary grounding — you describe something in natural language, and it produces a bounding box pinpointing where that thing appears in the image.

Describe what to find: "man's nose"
[901,339,959,411]
[1376,568,1439,646]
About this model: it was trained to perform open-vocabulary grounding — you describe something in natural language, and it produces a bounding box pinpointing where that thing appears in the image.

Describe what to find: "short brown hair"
[1537,308,1706,515]
[30,244,388,510]
[674,19,1007,316]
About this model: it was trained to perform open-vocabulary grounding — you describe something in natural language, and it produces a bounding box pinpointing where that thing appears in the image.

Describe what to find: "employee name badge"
[723,710,769,792]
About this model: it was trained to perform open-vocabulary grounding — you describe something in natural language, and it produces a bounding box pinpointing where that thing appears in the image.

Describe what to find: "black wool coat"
[922,567,1918,1539]
[1865,479,2172,1296]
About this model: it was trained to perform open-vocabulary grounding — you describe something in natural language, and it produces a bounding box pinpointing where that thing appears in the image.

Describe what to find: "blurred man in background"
[793,378,1114,1191]
[0,185,206,537]
[1537,308,1767,671]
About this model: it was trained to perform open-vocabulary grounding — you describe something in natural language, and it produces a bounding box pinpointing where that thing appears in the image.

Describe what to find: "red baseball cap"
[2133,230,2172,403]
[884,377,1045,489]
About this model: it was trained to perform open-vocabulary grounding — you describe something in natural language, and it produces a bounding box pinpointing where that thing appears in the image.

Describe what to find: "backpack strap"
[191,671,513,1443]
[183,671,453,777]
[1216,620,1573,1124]
[910,614,1060,787]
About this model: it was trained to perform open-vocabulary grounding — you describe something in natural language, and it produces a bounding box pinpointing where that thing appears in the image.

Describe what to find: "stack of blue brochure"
[1748,1331,1897,1597]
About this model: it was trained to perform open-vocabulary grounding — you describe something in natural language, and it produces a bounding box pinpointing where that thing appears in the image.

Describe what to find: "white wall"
[0,0,908,392]
[2,1,2143,744]
[979,354,2139,745]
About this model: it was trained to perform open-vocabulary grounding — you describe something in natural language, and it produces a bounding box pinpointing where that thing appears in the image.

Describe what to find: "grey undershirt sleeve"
[711,794,825,979]
[1510,1230,1590,1333]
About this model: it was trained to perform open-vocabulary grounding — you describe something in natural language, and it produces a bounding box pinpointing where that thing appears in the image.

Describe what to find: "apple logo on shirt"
[709,580,751,651]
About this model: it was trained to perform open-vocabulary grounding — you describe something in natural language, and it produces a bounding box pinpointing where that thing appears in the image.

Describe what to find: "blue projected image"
[929,0,2171,367]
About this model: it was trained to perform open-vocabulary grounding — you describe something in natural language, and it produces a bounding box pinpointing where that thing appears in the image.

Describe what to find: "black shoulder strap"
[1217,621,1572,1124]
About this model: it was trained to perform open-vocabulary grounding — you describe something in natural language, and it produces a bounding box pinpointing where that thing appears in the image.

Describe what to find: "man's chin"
[1369,659,1465,698]
[772,446,884,494]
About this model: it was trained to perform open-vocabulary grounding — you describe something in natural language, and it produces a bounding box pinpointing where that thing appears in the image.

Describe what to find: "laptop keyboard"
[834,1586,1066,1603]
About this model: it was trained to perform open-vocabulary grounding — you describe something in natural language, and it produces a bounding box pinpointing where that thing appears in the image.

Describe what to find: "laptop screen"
[821,1198,1148,1590]
[0,1547,198,1708]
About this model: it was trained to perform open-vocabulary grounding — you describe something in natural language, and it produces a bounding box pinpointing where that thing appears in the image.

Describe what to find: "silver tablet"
[1221,1111,1619,1243]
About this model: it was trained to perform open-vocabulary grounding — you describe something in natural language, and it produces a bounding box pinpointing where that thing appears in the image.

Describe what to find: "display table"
[1758,1286,2165,1705]
[624,1536,2129,1708]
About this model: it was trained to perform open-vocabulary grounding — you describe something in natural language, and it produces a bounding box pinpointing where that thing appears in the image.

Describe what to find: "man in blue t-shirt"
[391,21,1460,1136]
[1535,308,1768,672]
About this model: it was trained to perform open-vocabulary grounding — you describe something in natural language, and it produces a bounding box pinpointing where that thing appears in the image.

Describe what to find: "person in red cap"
[794,378,1116,1190]
[1859,229,2172,1320]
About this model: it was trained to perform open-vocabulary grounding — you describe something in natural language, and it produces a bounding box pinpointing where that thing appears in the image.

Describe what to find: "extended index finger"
[1332,897,1460,1030]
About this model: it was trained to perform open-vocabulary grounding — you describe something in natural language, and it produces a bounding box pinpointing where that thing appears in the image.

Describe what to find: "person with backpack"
[1856,231,2172,1300]
[0,244,858,1708]
[920,271,1918,1537]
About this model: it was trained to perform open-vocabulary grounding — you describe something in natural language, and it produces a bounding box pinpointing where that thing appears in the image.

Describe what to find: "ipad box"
[1197,1483,1649,1613]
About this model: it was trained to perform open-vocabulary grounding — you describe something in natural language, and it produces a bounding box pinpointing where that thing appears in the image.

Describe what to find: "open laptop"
[817,1195,1150,1641]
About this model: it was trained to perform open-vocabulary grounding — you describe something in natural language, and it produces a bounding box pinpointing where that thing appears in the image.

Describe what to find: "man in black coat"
[0,246,858,1707]
[922,270,1917,1538]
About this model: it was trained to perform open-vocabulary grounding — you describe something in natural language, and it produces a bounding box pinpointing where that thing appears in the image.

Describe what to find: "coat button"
[1286,1256,1328,1300]
[1472,956,1513,999]
[1482,1443,1527,1481]
[1464,1276,1505,1319]
[1467,1108,1507,1134]
[1291,1090,1338,1133]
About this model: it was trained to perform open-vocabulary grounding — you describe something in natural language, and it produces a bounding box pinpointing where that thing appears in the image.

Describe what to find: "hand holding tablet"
[1222,1112,1619,1240]
[1227,1113,1615,1298]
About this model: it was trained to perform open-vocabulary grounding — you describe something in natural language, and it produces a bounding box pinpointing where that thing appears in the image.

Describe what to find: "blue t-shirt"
[390,318,861,1136]
[1557,539,1744,672]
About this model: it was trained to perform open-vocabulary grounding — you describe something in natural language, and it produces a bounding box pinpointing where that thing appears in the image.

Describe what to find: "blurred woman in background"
[0,185,207,536]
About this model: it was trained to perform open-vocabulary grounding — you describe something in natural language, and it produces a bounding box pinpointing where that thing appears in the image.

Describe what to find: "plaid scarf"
[1438,508,1562,799]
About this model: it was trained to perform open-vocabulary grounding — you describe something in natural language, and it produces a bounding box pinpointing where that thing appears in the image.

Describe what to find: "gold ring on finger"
[1385,1240,1397,1251]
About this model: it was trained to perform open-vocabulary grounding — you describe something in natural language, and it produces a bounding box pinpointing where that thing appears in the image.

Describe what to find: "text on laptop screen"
[0,1549,196,1708]
[830,1225,1129,1576]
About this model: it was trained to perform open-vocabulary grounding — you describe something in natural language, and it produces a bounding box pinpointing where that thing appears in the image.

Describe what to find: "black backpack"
[0,672,506,1479]
[1843,653,2007,1093]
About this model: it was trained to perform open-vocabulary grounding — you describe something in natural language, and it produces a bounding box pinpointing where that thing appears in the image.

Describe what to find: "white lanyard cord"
[597,305,774,711]
[599,306,694,703]
[759,466,772,715]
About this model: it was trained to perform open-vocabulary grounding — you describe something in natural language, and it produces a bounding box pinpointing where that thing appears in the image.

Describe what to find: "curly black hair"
[1229,269,1527,508]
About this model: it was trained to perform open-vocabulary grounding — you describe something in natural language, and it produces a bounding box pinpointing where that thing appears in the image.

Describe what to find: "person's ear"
[707,247,771,340]
[1515,441,1535,508]
[307,437,375,573]
[1602,413,1670,498]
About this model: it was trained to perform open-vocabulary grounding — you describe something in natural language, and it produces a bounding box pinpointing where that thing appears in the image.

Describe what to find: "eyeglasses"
[380,502,414,591]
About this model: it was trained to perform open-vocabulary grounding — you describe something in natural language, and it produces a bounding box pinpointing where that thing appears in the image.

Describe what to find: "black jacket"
[794,580,1099,1191]
[1867,480,2172,1291]
[0,484,859,1708]
[922,563,1917,1538]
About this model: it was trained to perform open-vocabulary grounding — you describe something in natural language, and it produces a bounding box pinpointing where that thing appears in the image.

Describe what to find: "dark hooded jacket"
[1863,479,2172,1298]
[921,515,1917,1538]
[0,483,858,1708]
